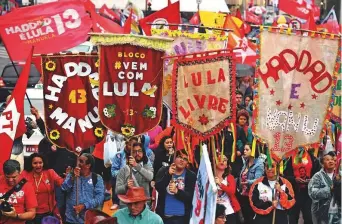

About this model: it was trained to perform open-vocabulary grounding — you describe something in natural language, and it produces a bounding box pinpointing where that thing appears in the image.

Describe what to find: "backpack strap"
[92,172,98,188]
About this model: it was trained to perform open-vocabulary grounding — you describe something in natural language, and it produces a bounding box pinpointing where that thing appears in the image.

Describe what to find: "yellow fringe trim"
[151,29,229,41]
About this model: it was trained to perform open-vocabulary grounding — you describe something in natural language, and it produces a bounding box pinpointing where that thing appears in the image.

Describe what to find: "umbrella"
[273,15,292,28]
[236,63,255,77]
[248,6,266,15]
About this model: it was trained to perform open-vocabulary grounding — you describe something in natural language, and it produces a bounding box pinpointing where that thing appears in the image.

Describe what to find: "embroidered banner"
[152,29,227,109]
[172,50,235,139]
[253,30,340,160]
[42,54,103,154]
[91,34,172,137]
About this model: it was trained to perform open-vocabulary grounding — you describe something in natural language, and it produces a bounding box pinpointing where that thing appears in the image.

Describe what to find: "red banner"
[172,51,236,139]
[98,42,166,137]
[279,0,319,20]
[0,1,92,61]
[99,4,120,22]
[245,10,262,25]
[42,54,103,154]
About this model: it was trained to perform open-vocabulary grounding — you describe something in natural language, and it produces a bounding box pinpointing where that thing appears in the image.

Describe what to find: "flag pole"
[272,162,280,224]
[0,34,33,107]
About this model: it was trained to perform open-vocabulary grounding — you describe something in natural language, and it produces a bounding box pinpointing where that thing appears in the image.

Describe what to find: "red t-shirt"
[21,169,63,214]
[292,151,312,188]
[0,176,38,224]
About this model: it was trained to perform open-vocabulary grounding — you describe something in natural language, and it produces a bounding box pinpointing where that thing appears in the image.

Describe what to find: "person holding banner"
[237,143,264,224]
[215,155,241,224]
[249,161,295,224]
[155,149,196,224]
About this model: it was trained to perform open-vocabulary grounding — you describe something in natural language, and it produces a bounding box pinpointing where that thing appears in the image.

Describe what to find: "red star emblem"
[270,89,275,96]
[198,114,209,125]
[276,100,282,106]
[288,104,293,110]
[300,102,305,108]
[312,94,318,99]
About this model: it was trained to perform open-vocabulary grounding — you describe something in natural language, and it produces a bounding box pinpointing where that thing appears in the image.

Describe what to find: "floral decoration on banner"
[96,37,168,136]
[172,50,236,139]
[153,29,228,109]
[45,60,56,72]
[253,29,341,161]
[42,54,103,155]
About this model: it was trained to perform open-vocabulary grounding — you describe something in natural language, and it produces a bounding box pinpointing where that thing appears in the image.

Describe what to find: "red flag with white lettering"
[91,12,124,34]
[0,48,33,173]
[99,4,120,22]
[279,0,319,20]
[0,1,92,61]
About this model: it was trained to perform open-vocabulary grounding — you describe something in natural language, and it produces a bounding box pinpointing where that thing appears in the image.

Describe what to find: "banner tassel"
[230,123,236,162]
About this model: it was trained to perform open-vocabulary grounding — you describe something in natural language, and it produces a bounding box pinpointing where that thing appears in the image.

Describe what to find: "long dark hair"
[132,142,149,165]
[158,136,173,152]
[25,153,48,172]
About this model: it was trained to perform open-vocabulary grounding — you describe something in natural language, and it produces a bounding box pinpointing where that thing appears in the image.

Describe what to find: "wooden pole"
[272,162,280,224]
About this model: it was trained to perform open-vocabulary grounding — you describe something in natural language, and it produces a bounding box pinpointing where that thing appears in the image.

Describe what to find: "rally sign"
[190,144,217,224]
[152,29,228,109]
[253,30,340,160]
[42,54,103,154]
[92,34,172,137]
[172,50,235,139]
[0,1,92,61]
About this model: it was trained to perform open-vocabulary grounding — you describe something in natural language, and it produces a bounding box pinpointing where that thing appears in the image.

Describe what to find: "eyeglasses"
[176,156,189,162]
[132,150,143,154]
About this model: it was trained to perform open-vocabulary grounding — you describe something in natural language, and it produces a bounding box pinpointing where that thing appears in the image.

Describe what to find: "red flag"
[0,47,33,174]
[302,10,317,31]
[222,15,257,66]
[99,4,120,22]
[318,7,341,34]
[139,1,180,36]
[189,12,200,25]
[123,9,133,34]
[279,0,311,19]
[235,9,242,20]
[91,12,124,33]
[0,1,92,61]
[245,10,262,24]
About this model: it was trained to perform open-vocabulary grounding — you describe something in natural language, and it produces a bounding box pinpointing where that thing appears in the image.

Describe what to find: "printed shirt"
[0,176,38,224]
[241,170,248,196]
[164,171,186,216]
[61,173,104,224]
[217,179,234,215]
[114,206,163,224]
[292,150,312,188]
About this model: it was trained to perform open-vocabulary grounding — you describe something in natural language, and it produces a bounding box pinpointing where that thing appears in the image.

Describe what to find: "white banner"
[190,144,217,224]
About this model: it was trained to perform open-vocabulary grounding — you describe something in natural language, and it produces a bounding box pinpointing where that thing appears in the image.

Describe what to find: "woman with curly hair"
[22,153,65,224]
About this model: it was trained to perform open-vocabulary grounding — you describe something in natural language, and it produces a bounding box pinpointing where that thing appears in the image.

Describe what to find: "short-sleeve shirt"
[0,176,38,224]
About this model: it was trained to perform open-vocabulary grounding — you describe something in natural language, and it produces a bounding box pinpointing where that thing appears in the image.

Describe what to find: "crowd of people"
[0,76,340,224]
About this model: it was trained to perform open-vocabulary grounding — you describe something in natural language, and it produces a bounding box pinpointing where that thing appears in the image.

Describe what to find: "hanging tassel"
[211,136,218,165]
[294,148,304,164]
[221,131,225,158]
[279,160,284,175]
[251,138,257,157]
[230,123,236,162]
[180,130,188,155]
[266,145,273,169]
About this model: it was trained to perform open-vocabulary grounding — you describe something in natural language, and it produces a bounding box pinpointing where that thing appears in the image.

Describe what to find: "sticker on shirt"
[88,179,93,185]
[175,176,185,190]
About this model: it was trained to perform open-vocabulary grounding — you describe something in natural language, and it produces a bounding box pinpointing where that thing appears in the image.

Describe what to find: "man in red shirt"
[0,160,37,224]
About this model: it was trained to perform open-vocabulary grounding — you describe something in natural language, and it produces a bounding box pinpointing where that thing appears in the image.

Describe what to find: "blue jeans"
[111,176,120,205]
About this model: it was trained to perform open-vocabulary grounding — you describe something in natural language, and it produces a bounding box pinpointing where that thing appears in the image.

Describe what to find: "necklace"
[34,173,43,194]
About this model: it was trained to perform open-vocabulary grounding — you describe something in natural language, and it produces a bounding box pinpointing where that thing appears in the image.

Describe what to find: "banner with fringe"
[171,50,236,139]
[152,29,228,109]
[42,54,103,154]
[253,29,340,161]
[92,34,172,137]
